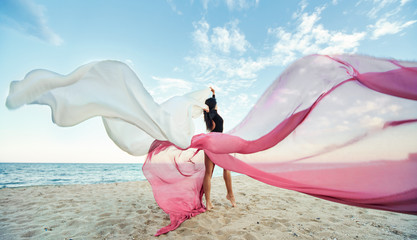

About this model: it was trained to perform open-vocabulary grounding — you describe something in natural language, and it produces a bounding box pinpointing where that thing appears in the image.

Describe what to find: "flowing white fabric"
[7,60,211,155]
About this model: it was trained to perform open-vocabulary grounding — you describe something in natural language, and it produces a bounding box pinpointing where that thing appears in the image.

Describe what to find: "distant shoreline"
[0,162,146,188]
[0,162,233,188]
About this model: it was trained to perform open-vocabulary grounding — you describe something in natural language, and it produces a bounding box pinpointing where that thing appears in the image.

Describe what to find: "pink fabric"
[143,54,417,236]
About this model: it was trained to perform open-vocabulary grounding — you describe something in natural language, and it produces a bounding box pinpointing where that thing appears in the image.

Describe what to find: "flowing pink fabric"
[6,54,417,236]
[143,55,417,236]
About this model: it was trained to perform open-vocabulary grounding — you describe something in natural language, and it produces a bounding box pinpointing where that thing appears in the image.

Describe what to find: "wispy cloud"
[366,0,398,19]
[186,0,415,125]
[187,19,257,81]
[364,0,417,39]
[292,0,308,19]
[0,0,63,45]
[187,3,370,88]
[225,0,259,11]
[200,0,259,11]
[194,19,250,54]
[166,0,183,15]
[343,98,402,117]
[149,76,193,102]
[202,0,210,10]
[269,5,366,65]
[360,115,384,128]
[211,21,250,54]
[151,76,193,91]
[369,18,417,39]
[400,0,412,6]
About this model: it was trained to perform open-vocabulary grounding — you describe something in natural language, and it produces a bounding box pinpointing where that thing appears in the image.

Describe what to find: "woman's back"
[211,111,223,133]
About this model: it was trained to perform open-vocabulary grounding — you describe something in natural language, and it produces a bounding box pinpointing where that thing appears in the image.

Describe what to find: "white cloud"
[320,32,367,54]
[360,115,384,128]
[400,0,411,6]
[269,6,366,64]
[166,0,183,15]
[355,0,417,40]
[188,4,369,91]
[369,18,417,39]
[336,124,350,132]
[346,101,379,116]
[0,0,63,45]
[202,0,210,10]
[367,0,397,19]
[188,19,259,81]
[188,54,266,80]
[200,0,259,11]
[151,76,193,91]
[211,22,249,54]
[221,92,258,128]
[236,93,249,104]
[192,19,211,50]
[379,103,402,114]
[173,67,183,72]
[149,76,193,103]
[187,0,414,101]
[225,0,259,11]
[193,19,250,54]
[292,0,308,19]
[387,104,401,113]
[344,98,402,119]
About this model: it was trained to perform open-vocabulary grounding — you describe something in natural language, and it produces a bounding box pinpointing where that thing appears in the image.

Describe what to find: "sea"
[0,162,227,188]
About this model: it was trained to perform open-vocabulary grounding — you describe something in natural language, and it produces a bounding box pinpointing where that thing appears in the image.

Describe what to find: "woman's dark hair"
[204,97,217,131]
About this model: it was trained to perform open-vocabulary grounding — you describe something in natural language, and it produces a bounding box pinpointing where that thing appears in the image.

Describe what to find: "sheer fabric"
[6,54,417,236]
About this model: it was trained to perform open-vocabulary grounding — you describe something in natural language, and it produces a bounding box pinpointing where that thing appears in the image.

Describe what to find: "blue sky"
[0,0,416,163]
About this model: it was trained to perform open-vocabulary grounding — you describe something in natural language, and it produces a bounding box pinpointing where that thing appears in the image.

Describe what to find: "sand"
[1,175,416,240]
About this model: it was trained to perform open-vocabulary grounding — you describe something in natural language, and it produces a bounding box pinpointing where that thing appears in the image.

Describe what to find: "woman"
[203,87,236,210]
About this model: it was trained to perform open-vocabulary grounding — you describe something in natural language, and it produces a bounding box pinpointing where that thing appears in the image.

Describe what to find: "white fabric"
[6,60,211,155]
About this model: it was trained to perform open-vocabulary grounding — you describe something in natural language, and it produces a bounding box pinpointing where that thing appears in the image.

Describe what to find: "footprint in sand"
[118,222,128,229]
[151,209,160,214]
[144,219,156,225]
[136,209,147,214]
[21,230,38,238]
[260,218,282,229]
[328,216,340,223]
[66,219,80,227]
[296,211,304,216]
[278,218,291,227]
[99,212,112,218]
[243,232,258,240]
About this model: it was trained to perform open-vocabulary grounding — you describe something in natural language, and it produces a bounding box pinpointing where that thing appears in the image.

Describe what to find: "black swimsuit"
[209,94,223,133]
[211,110,223,133]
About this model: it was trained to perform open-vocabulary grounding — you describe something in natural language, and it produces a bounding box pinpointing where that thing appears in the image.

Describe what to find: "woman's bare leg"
[223,169,236,207]
[203,153,215,210]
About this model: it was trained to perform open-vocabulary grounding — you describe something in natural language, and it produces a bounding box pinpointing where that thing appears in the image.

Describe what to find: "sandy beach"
[1,175,416,239]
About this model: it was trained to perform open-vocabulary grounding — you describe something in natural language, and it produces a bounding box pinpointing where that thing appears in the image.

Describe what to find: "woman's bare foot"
[206,201,214,211]
[226,194,236,207]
